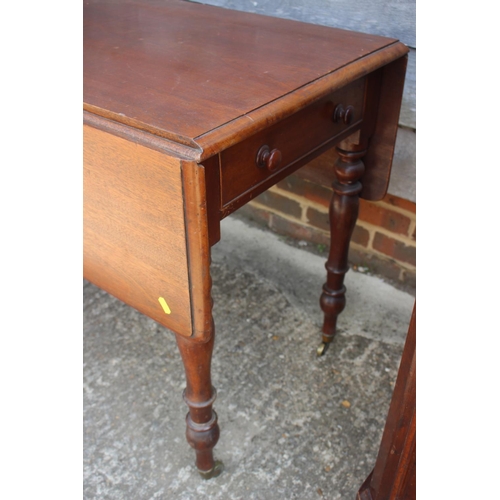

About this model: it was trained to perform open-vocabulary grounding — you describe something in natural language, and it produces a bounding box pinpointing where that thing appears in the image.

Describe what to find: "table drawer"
[220,77,366,207]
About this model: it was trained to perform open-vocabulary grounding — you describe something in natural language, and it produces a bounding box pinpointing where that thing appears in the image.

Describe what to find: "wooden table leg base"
[198,460,224,480]
[356,470,375,500]
[184,401,221,474]
[316,341,330,357]
[176,332,221,475]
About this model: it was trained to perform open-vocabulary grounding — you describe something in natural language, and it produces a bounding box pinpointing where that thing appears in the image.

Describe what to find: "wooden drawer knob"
[333,104,354,125]
[256,145,282,172]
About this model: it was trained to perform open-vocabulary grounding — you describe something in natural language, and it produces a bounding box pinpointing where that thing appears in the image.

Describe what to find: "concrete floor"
[83,215,415,500]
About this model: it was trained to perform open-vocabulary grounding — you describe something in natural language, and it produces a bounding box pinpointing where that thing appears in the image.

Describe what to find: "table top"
[84,0,406,158]
[84,0,409,339]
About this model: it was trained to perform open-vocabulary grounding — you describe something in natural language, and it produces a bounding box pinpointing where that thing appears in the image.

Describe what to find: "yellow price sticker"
[158,297,171,315]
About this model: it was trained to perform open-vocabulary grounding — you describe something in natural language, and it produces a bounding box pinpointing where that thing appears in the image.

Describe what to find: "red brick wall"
[237,172,416,290]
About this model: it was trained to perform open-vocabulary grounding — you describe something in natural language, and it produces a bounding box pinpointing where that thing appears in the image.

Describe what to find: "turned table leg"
[318,146,366,356]
[175,323,223,479]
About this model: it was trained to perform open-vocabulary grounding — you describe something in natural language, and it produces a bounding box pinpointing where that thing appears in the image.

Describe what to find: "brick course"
[252,190,302,219]
[306,206,329,232]
[373,232,416,266]
[358,199,411,235]
[277,175,331,208]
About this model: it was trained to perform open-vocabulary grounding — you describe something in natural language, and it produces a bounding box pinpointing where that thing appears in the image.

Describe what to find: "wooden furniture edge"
[357,303,416,499]
[83,110,202,161]
[83,124,194,337]
[218,122,365,220]
[181,160,214,340]
[195,41,409,160]
[360,54,409,201]
[83,102,203,152]
[83,113,219,339]
[84,41,408,163]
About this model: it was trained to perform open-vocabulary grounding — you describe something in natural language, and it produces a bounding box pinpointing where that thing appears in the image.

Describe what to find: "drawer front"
[220,77,366,207]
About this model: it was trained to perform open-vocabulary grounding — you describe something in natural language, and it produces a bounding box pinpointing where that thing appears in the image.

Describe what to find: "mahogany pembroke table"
[83,0,408,479]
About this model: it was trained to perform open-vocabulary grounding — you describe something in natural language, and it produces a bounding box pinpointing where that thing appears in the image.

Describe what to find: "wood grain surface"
[357,304,416,500]
[84,0,398,146]
[84,1,409,338]
[180,160,214,340]
[360,55,408,200]
[83,124,193,336]
[192,0,416,130]
[83,1,411,475]
[294,56,408,202]
[220,78,365,206]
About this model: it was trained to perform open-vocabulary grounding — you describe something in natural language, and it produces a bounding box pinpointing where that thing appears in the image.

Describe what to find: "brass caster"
[317,342,330,357]
[198,460,224,480]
